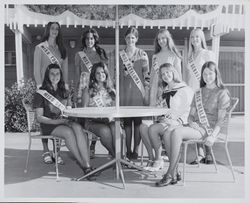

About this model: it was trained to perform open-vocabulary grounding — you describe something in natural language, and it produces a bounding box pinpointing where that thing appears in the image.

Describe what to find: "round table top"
[63,106,169,118]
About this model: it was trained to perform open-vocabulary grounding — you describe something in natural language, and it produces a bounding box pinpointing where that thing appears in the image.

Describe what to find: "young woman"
[33,21,68,164]
[150,29,182,106]
[75,28,109,158]
[119,26,150,160]
[140,63,193,171]
[82,62,116,157]
[186,28,216,164]
[155,61,230,187]
[33,64,96,178]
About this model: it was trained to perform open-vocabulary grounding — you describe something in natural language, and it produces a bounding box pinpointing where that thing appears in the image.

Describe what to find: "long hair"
[158,63,182,89]
[154,29,182,59]
[41,64,67,99]
[188,28,207,58]
[200,61,225,89]
[89,62,115,99]
[81,28,108,61]
[41,22,67,59]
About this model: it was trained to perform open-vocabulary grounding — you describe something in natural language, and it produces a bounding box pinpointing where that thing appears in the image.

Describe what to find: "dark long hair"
[89,62,115,99]
[81,28,108,61]
[41,22,67,59]
[200,61,225,89]
[41,64,67,99]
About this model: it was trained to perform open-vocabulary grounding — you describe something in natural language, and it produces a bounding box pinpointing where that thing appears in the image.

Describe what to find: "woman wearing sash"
[33,21,68,164]
[155,61,230,187]
[75,28,108,158]
[82,62,116,157]
[33,64,96,179]
[119,27,150,160]
[186,28,216,164]
[149,29,182,106]
[140,63,193,172]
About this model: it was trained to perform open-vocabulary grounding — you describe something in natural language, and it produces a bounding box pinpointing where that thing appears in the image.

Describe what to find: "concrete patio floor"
[4,116,245,201]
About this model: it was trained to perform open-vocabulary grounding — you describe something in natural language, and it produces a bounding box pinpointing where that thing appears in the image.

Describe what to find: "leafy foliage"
[25,5,218,20]
[5,79,37,132]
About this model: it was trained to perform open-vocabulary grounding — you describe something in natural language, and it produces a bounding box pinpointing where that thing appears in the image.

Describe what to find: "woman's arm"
[81,88,90,107]
[35,108,68,125]
[34,46,42,88]
[62,57,69,89]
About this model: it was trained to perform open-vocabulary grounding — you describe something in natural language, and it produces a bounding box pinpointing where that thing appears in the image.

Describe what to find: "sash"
[37,89,66,115]
[195,89,213,136]
[78,51,93,72]
[188,55,200,82]
[120,50,145,98]
[93,95,105,107]
[152,55,159,74]
[38,42,61,67]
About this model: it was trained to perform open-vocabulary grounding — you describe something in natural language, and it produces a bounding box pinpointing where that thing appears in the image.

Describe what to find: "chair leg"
[210,147,218,172]
[225,144,236,182]
[182,143,188,186]
[24,137,32,173]
[54,138,60,181]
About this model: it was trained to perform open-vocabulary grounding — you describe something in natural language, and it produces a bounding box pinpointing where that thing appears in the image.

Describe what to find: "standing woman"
[150,29,182,106]
[186,28,215,92]
[186,28,216,164]
[119,26,150,160]
[34,64,96,178]
[155,61,230,187]
[75,28,108,158]
[33,21,68,164]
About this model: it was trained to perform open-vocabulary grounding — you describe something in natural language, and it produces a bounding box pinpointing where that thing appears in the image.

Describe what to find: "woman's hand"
[189,121,200,130]
[53,118,69,125]
[204,136,216,147]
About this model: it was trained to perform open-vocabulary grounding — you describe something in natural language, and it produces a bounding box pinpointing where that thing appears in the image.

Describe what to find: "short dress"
[119,48,149,106]
[33,89,69,135]
[190,87,230,137]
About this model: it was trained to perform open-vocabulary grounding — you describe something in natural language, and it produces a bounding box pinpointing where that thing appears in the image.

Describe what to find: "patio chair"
[22,98,66,181]
[181,97,239,185]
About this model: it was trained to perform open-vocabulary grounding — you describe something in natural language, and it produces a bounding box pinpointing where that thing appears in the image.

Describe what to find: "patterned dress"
[34,41,68,86]
[119,48,149,106]
[190,87,230,137]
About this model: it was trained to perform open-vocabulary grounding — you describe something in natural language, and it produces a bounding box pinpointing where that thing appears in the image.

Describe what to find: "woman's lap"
[173,126,203,140]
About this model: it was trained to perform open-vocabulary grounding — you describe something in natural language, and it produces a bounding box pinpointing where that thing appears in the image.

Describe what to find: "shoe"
[176,171,182,181]
[90,147,95,159]
[126,151,132,159]
[82,167,100,181]
[205,155,213,164]
[190,156,205,165]
[42,152,53,164]
[130,152,138,160]
[155,174,173,187]
[146,159,164,172]
[143,160,154,171]
[52,153,64,165]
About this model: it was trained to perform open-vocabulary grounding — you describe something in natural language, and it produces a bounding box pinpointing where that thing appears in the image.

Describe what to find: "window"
[5,51,16,66]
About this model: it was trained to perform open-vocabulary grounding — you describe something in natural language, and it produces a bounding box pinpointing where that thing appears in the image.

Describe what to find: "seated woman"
[33,63,96,179]
[155,61,231,187]
[82,62,116,157]
[140,63,193,171]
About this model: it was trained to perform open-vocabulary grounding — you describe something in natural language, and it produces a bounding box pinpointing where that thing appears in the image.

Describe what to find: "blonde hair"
[188,28,207,58]
[158,63,181,88]
[154,29,182,59]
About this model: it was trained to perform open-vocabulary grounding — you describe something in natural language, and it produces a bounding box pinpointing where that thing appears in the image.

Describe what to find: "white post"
[212,35,220,65]
[115,5,119,111]
[15,29,24,87]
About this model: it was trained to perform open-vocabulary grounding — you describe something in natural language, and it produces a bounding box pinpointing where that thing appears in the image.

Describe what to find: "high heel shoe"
[176,171,182,181]
[155,174,174,187]
[82,167,99,181]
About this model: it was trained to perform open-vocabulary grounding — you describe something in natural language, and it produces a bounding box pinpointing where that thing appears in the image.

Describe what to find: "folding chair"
[181,97,239,184]
[22,98,65,181]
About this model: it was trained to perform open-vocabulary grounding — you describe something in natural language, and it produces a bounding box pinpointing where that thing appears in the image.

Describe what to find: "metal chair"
[181,97,239,184]
[22,98,65,181]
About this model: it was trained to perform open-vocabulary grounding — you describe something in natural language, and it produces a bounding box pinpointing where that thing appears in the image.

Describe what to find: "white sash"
[37,89,66,114]
[38,42,61,67]
[152,55,159,74]
[188,55,201,82]
[93,95,105,107]
[78,51,93,72]
[120,50,145,98]
[195,89,213,135]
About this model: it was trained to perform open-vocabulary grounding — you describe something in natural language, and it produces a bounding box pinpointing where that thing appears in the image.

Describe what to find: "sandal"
[52,153,65,165]
[155,174,174,187]
[42,152,53,164]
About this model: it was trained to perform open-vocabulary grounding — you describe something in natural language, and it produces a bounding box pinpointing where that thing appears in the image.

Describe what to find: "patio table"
[63,106,170,188]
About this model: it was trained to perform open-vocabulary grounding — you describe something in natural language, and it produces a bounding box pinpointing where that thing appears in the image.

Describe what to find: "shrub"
[5,79,37,132]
